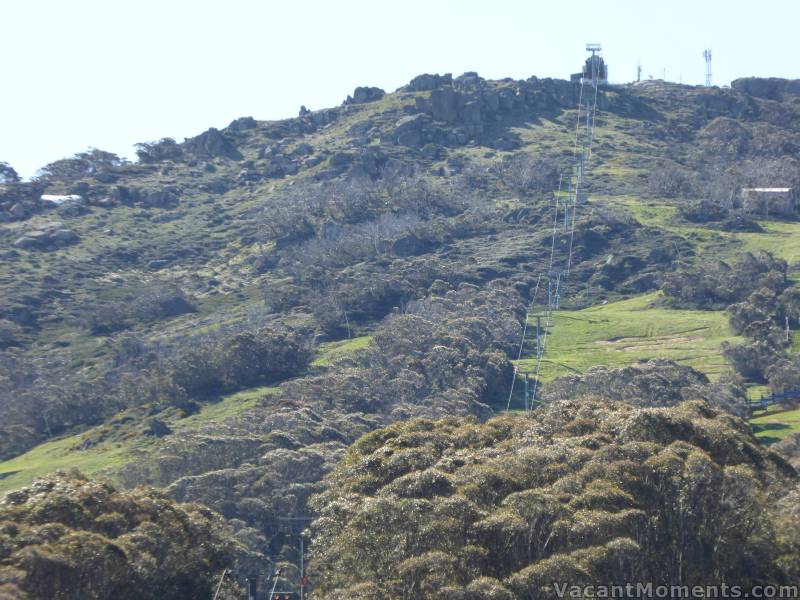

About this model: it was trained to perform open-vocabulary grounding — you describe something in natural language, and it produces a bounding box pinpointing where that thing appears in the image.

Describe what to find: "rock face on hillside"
[111,185,180,208]
[344,86,385,105]
[256,144,300,179]
[13,221,79,250]
[0,182,45,222]
[389,72,582,147]
[184,127,243,160]
[140,186,180,208]
[388,113,438,147]
[227,115,258,131]
[400,72,454,92]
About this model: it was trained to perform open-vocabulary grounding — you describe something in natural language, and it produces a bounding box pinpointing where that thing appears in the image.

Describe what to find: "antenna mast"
[703,49,712,86]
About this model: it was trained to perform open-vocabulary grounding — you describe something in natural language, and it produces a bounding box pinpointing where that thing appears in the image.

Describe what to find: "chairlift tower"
[276,516,312,600]
[585,43,606,85]
[570,43,608,85]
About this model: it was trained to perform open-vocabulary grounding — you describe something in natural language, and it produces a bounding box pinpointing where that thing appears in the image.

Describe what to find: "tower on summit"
[703,49,712,86]
[571,43,608,85]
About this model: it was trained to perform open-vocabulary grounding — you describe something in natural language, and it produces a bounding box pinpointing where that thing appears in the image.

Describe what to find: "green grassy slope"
[0,385,277,495]
[0,430,133,495]
[602,195,800,263]
[515,291,741,382]
[311,335,372,366]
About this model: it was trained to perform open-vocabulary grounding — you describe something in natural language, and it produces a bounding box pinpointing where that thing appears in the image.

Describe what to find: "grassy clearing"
[737,221,800,264]
[600,196,728,252]
[174,385,279,430]
[751,407,800,444]
[515,292,741,382]
[599,196,800,266]
[0,385,278,495]
[312,335,372,366]
[747,384,771,401]
[0,430,134,496]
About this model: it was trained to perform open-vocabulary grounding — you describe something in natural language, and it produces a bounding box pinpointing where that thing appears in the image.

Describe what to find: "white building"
[40,194,83,208]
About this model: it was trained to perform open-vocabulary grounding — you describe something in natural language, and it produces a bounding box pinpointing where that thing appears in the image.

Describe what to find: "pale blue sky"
[2,0,797,178]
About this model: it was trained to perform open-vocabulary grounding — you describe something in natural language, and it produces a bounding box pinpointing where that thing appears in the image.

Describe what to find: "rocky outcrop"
[732,77,800,101]
[314,150,354,180]
[198,178,234,194]
[298,107,339,131]
[9,203,26,219]
[386,113,440,147]
[226,116,258,132]
[344,86,385,105]
[55,196,91,217]
[145,418,172,437]
[12,221,79,250]
[436,74,576,119]
[255,145,299,179]
[391,233,437,256]
[321,153,349,174]
[88,196,118,209]
[184,127,243,160]
[111,185,180,208]
[111,185,139,205]
[0,182,45,222]
[400,73,453,92]
[292,143,313,157]
[141,187,180,208]
[312,147,388,181]
[347,147,388,179]
[95,171,119,184]
[391,73,583,147]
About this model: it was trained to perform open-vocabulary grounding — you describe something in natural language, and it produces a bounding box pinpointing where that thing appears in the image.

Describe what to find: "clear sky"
[2,0,798,179]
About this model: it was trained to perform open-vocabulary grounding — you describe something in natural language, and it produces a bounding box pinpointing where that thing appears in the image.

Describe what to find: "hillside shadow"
[0,470,21,481]
[478,110,564,150]
[751,421,790,445]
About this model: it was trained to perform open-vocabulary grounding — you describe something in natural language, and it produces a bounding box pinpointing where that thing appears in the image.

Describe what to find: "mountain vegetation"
[1,71,800,596]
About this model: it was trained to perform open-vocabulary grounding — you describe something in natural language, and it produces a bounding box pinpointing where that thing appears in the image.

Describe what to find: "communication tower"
[703,49,712,86]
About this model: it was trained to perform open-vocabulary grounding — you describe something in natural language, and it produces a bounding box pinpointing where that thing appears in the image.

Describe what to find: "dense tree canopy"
[0,472,252,599]
[542,359,750,416]
[0,163,20,184]
[662,252,788,311]
[35,148,125,182]
[134,138,184,163]
[309,398,798,599]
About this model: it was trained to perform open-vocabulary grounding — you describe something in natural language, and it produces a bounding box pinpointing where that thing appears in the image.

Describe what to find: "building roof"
[742,188,791,193]
[40,194,82,205]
